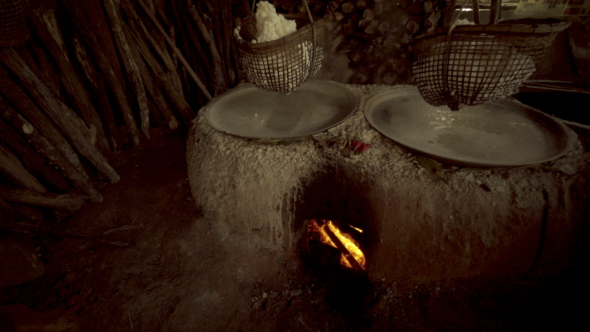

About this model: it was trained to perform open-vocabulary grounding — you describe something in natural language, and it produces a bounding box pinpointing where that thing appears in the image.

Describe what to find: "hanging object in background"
[411,0,570,110]
[0,0,29,47]
[236,0,326,93]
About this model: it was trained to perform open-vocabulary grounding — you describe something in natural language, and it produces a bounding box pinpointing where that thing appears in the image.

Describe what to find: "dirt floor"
[1,129,589,332]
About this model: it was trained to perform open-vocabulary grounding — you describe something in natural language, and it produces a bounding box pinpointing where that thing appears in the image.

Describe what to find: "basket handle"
[250,0,318,81]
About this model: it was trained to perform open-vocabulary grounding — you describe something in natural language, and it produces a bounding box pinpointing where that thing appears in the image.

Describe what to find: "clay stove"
[187,84,588,283]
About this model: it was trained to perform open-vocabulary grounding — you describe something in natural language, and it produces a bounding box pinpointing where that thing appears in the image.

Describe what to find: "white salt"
[255,1,297,43]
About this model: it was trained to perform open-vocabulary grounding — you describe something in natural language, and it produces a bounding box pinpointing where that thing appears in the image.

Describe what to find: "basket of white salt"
[411,18,570,110]
[235,0,326,94]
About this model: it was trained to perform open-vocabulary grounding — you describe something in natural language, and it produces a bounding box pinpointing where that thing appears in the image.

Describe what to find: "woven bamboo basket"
[412,19,570,110]
[236,6,326,94]
[0,0,29,47]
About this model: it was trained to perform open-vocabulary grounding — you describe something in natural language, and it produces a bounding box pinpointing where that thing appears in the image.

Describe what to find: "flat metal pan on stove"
[206,80,357,139]
[364,87,575,167]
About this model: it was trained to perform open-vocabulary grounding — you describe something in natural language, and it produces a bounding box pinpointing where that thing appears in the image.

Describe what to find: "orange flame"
[308,219,366,270]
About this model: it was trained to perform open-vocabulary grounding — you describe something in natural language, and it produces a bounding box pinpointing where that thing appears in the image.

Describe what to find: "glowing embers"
[307,219,366,271]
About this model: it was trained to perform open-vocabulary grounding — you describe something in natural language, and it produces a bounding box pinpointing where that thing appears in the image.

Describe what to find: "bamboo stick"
[0,95,102,202]
[0,143,47,193]
[61,0,141,147]
[0,64,85,175]
[0,118,70,193]
[30,9,112,156]
[0,186,86,211]
[188,5,227,95]
[135,0,213,100]
[0,48,120,184]
[122,23,179,129]
[72,35,122,153]
[104,0,150,139]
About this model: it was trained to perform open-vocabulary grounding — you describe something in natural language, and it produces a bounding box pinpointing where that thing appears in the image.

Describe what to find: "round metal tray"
[205,80,357,139]
[364,87,575,167]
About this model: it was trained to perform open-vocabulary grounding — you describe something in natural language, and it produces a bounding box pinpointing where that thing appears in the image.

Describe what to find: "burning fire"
[308,219,366,270]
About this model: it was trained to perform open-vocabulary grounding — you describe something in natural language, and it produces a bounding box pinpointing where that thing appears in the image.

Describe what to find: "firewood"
[121,12,193,127]
[373,3,384,15]
[343,22,355,35]
[30,9,112,156]
[0,198,18,221]
[104,0,150,139]
[135,0,213,100]
[71,35,122,154]
[322,221,364,271]
[0,48,120,184]
[122,23,179,129]
[0,66,85,175]
[0,144,47,193]
[27,37,62,99]
[188,5,227,95]
[334,11,345,21]
[221,0,237,84]
[364,19,379,34]
[326,1,339,15]
[362,8,374,22]
[169,0,213,96]
[0,186,87,211]
[423,1,433,14]
[342,1,355,13]
[0,219,128,246]
[61,0,141,147]
[356,0,367,10]
[0,118,70,193]
[406,19,420,34]
[0,96,102,202]
[206,2,231,86]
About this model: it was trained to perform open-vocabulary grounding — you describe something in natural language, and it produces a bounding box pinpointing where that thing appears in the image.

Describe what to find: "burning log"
[0,96,102,202]
[308,219,365,272]
[29,9,111,155]
[104,0,150,139]
[0,48,120,184]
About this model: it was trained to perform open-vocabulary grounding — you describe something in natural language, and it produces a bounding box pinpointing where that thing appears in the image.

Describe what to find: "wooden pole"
[30,9,112,155]
[72,35,123,153]
[0,96,102,202]
[135,0,213,100]
[188,5,227,95]
[123,22,179,129]
[0,64,85,175]
[61,0,142,147]
[0,118,70,193]
[104,0,151,139]
[0,186,86,211]
[0,48,120,184]
[0,143,47,193]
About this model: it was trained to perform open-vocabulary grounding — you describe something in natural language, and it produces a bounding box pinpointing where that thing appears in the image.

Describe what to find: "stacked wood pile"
[0,0,243,225]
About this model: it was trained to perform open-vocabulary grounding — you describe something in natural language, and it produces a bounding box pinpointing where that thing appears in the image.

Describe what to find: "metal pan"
[364,87,575,167]
[205,80,357,139]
